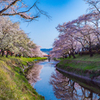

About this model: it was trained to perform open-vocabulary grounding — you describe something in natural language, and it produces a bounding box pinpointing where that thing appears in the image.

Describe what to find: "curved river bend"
[27,60,100,100]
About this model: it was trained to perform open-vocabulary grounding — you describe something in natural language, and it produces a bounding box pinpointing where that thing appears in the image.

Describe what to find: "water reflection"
[27,64,43,87]
[50,70,100,100]
[27,60,100,100]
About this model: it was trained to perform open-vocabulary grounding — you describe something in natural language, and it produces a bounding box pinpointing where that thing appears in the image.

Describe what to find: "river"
[27,60,100,100]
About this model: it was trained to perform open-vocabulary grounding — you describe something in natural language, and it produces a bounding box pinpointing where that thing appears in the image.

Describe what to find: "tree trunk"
[15,54,17,57]
[11,53,13,56]
[68,53,71,58]
[6,50,9,57]
[65,55,67,58]
[19,54,21,57]
[89,42,93,57]
[89,48,93,57]
[63,55,65,59]
[6,53,8,57]
[71,52,76,58]
[1,50,4,57]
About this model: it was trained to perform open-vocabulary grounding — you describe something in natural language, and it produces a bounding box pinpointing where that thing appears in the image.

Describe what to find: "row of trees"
[0,16,41,57]
[50,0,100,58]
[0,0,50,57]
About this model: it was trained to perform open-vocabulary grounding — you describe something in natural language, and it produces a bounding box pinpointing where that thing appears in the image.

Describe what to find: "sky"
[11,0,89,49]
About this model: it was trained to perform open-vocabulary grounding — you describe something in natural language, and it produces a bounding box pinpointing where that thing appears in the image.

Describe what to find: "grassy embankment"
[57,54,100,79]
[0,56,47,100]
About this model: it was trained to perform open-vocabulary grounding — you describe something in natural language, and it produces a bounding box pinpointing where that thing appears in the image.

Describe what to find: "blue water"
[33,60,60,100]
[28,60,100,100]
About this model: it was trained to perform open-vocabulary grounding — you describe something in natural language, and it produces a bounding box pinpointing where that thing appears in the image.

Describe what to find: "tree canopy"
[0,16,43,57]
[50,0,100,58]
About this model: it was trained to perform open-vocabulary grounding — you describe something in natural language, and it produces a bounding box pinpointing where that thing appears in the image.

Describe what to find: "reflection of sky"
[74,83,84,98]
[33,60,60,100]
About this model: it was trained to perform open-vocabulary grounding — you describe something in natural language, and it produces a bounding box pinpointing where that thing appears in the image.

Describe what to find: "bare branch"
[0,0,50,21]
[0,0,20,15]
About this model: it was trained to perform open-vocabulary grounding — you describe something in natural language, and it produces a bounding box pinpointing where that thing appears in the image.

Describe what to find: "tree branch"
[0,0,20,15]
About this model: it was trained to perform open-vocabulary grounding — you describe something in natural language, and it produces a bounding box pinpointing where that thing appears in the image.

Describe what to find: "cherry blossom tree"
[51,1,100,58]
[51,22,82,59]
[85,0,100,14]
[0,16,38,57]
[51,12,100,58]
[0,0,49,21]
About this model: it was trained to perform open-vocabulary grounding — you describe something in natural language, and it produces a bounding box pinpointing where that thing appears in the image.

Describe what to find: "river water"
[27,60,100,100]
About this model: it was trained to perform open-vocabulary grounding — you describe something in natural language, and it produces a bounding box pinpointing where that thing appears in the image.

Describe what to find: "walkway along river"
[27,60,100,100]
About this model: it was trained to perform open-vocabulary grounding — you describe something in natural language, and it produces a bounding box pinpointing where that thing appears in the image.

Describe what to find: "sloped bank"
[56,59,100,84]
[0,56,47,100]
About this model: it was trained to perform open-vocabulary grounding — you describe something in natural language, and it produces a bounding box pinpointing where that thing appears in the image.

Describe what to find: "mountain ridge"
[40,48,52,54]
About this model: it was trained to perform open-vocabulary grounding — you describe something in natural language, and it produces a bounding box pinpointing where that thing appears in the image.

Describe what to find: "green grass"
[61,54,100,62]
[0,56,46,100]
[57,54,100,78]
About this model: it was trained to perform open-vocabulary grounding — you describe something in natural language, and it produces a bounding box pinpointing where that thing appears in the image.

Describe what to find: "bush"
[53,57,57,60]
[79,50,97,55]
[79,51,90,55]
[97,49,100,54]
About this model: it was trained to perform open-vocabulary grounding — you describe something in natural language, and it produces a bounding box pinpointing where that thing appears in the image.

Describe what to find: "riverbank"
[0,56,47,100]
[56,54,100,81]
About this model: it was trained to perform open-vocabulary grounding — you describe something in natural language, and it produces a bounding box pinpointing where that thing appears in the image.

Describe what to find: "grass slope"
[0,56,47,100]
[57,54,100,78]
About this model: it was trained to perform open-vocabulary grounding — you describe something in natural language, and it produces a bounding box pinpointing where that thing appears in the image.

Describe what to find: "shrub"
[79,50,97,55]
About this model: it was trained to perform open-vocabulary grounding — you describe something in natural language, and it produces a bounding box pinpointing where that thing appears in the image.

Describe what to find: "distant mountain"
[40,48,52,54]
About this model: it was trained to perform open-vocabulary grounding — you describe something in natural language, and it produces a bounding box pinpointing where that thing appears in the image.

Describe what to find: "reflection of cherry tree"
[50,70,77,100]
[50,70,100,100]
[27,64,43,87]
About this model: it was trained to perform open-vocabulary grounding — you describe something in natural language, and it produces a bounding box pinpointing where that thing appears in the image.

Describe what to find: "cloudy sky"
[12,0,89,49]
